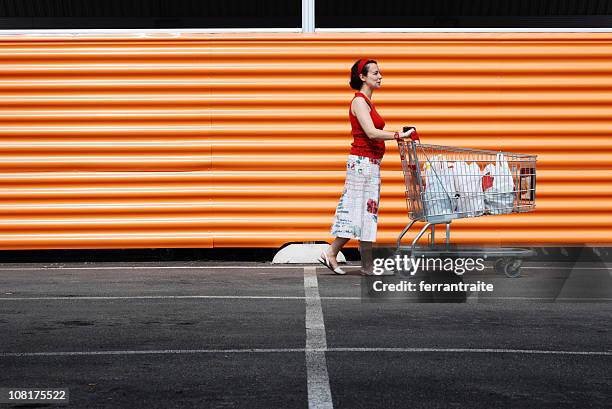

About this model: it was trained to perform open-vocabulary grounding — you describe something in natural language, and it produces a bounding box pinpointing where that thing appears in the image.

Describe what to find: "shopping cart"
[396,132,537,277]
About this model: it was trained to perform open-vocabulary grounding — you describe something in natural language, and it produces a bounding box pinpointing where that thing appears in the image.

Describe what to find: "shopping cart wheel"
[494,257,523,278]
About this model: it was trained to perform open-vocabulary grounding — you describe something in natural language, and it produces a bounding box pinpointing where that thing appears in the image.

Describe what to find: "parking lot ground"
[0,260,611,408]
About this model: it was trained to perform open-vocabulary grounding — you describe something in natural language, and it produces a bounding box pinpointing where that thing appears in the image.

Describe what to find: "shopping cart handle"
[403,126,420,141]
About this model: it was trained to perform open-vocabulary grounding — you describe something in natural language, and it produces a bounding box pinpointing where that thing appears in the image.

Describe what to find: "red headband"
[357,59,370,74]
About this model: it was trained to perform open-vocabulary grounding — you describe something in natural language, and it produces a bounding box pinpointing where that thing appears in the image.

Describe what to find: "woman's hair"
[349,59,377,90]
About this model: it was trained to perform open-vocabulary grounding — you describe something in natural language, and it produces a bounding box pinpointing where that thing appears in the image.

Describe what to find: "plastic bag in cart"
[450,161,484,217]
[422,155,457,222]
[483,153,515,214]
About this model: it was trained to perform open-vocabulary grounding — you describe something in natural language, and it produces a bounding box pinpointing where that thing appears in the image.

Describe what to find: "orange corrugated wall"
[0,32,610,249]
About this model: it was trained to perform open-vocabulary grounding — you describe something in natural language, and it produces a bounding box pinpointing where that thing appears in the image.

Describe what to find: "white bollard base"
[272,243,347,264]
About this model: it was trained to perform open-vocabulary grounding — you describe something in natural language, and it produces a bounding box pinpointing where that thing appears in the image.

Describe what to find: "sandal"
[317,251,346,275]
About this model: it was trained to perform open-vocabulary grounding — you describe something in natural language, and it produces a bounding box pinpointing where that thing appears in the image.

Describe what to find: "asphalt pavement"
[0,260,611,408]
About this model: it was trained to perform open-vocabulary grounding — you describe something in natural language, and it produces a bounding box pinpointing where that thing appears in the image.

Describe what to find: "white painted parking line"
[2,347,611,358]
[472,297,612,301]
[0,295,306,301]
[1,295,610,301]
[522,267,612,270]
[0,296,361,301]
[304,267,334,409]
[0,266,312,271]
[0,349,305,357]
[327,348,612,356]
[0,264,601,277]
[465,290,479,303]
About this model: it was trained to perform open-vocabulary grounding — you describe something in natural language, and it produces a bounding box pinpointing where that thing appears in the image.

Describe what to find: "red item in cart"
[482,173,494,191]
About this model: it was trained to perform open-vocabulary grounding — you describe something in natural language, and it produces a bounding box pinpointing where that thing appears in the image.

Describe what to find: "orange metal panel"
[0,32,611,249]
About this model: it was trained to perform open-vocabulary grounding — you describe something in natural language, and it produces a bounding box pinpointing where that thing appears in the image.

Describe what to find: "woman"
[318,58,418,275]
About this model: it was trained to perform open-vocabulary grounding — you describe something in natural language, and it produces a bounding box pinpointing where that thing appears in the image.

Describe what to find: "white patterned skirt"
[331,155,382,242]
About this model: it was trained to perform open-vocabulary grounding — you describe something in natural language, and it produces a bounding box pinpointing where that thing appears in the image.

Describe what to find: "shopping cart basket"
[396,133,537,277]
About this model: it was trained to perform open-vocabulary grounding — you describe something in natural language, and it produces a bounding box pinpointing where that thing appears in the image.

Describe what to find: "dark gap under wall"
[0,0,611,29]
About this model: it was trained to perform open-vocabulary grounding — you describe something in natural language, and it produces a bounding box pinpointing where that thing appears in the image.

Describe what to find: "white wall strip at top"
[317,28,612,33]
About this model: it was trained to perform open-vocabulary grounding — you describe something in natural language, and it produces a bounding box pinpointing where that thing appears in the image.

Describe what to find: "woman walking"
[318,58,418,275]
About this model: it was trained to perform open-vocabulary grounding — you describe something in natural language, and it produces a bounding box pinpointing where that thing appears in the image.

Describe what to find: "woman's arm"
[352,97,415,140]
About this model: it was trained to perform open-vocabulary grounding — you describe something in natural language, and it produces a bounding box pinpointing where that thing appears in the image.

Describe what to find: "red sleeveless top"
[349,92,386,159]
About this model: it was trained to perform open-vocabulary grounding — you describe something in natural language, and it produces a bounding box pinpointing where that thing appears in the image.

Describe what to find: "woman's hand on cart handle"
[401,126,420,141]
